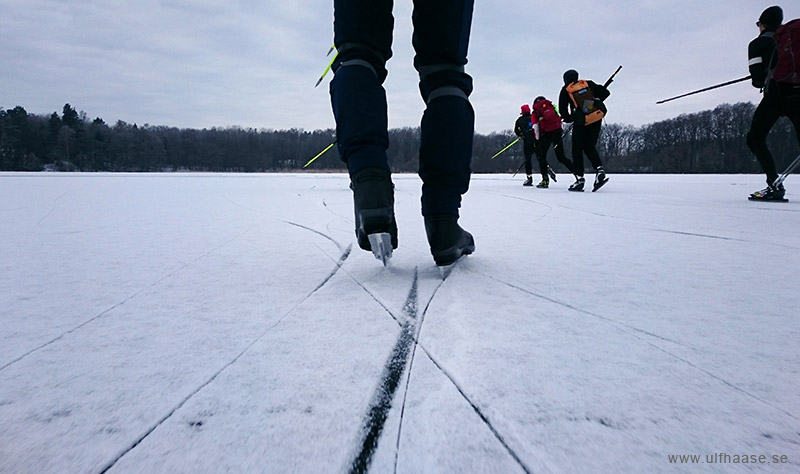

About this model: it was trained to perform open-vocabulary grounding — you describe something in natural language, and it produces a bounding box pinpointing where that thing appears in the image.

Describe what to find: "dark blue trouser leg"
[413,0,475,217]
[419,97,474,217]
[330,66,390,174]
[330,0,393,175]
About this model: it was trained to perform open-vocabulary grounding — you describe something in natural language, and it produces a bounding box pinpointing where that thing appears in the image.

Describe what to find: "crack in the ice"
[284,220,346,253]
[468,268,799,422]
[345,262,532,474]
[0,225,259,374]
[98,236,352,473]
[346,268,419,474]
[36,191,68,226]
[469,267,687,347]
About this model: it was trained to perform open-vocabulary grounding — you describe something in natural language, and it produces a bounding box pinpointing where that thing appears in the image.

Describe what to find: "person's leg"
[583,121,603,169]
[413,0,475,265]
[747,93,782,185]
[551,130,575,174]
[330,0,393,174]
[535,138,550,181]
[330,0,397,256]
[413,0,474,218]
[571,123,586,178]
[524,142,535,177]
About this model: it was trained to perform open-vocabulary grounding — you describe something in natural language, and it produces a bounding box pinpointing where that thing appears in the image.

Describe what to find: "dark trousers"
[523,140,536,176]
[330,0,475,217]
[746,83,800,185]
[537,129,574,177]
[571,121,603,177]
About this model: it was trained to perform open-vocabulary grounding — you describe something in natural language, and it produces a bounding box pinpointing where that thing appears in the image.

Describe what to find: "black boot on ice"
[424,214,475,266]
[547,165,557,182]
[569,176,585,192]
[350,168,398,264]
[592,167,609,192]
[749,182,787,202]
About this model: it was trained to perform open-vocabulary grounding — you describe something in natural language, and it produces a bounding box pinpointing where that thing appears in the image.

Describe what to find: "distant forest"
[1,102,798,174]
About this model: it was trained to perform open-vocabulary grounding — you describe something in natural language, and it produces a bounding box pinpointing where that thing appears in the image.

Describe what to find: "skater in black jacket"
[514,104,538,186]
[746,5,800,201]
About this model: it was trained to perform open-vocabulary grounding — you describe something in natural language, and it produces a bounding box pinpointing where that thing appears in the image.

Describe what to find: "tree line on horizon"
[0,102,797,174]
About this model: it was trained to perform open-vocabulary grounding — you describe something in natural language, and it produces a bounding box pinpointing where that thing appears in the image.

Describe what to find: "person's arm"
[530,112,540,140]
[748,35,773,88]
[558,87,572,123]
[589,80,610,101]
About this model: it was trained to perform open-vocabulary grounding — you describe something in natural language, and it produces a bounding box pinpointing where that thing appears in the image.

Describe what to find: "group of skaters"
[514,5,799,202]
[326,1,799,267]
[514,70,610,192]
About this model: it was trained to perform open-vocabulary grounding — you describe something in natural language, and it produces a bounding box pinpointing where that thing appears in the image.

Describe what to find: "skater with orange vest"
[558,69,611,192]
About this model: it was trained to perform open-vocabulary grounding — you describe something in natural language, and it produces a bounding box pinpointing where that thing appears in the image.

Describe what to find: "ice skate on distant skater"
[592,166,609,192]
[568,176,585,192]
[547,165,557,182]
[749,182,788,202]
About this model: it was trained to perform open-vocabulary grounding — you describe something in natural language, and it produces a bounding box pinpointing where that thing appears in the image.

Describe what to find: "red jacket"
[531,99,562,133]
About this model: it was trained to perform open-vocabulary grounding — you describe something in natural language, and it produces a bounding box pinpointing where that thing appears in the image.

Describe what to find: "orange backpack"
[566,80,606,125]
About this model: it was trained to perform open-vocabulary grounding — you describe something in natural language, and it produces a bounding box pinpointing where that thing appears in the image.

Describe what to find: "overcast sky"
[1,1,794,134]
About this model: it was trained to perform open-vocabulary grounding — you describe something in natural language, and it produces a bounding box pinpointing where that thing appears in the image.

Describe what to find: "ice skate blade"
[748,196,788,202]
[438,262,457,280]
[368,233,393,266]
[592,177,609,192]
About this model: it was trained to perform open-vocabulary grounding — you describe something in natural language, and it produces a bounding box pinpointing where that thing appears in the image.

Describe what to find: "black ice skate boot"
[568,176,585,192]
[424,214,475,266]
[749,182,787,202]
[547,165,557,182]
[592,166,609,192]
[350,168,398,264]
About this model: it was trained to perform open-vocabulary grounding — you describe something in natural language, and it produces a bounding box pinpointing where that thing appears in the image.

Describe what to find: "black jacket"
[514,113,536,143]
[748,29,777,89]
[558,80,610,123]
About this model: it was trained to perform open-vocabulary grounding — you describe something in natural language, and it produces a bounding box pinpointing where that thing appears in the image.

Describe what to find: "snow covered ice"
[1,172,798,473]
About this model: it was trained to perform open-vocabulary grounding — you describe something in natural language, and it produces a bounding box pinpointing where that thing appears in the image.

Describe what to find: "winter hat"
[520,104,531,114]
[563,69,579,85]
[534,96,546,103]
[759,6,783,28]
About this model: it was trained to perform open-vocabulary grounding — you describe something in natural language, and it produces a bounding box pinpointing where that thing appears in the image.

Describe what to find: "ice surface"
[1,172,798,473]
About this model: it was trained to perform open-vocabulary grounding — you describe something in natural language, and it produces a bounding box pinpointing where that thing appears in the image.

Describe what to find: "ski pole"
[315,45,339,87]
[774,152,800,186]
[656,76,751,104]
[303,141,336,168]
[491,137,520,159]
[511,159,526,178]
[603,65,622,88]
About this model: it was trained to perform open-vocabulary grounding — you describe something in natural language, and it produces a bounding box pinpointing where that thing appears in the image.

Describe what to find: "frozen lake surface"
[1,172,799,473]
